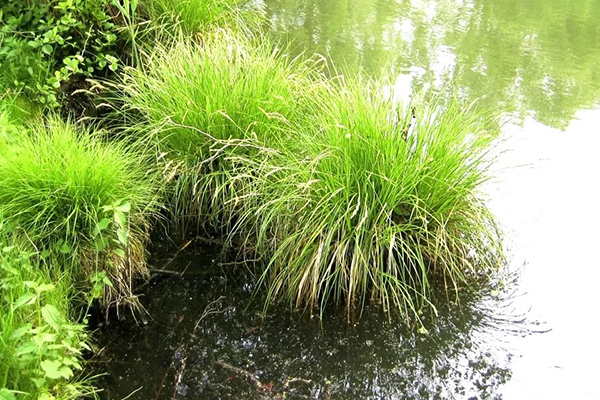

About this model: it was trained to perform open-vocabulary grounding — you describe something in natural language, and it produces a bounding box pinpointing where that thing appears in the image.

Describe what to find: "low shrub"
[0,0,121,110]
[0,118,160,309]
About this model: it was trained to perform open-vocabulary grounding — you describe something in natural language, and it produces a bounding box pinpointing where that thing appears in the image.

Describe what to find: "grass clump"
[0,117,160,310]
[0,223,93,400]
[143,0,245,33]
[229,80,503,323]
[119,29,323,231]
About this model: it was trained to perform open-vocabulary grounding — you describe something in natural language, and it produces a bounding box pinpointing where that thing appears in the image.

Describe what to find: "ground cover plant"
[0,226,93,400]
[118,28,325,231]
[0,116,160,310]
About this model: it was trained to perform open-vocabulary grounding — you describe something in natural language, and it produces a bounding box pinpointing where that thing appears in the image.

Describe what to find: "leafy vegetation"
[226,81,503,321]
[0,0,121,110]
[0,222,93,400]
[143,0,244,33]
[0,0,507,396]
[118,27,503,322]
[0,117,160,309]
[118,29,324,231]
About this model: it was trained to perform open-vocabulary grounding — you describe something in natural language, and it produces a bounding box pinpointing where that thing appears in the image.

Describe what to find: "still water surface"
[96,1,600,399]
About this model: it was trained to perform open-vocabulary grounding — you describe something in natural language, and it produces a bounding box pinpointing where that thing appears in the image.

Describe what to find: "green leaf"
[0,389,17,400]
[41,44,52,55]
[59,242,71,254]
[41,305,62,330]
[36,283,55,293]
[41,359,73,380]
[115,202,131,213]
[30,378,46,389]
[9,323,33,340]
[94,218,111,235]
[117,229,128,246]
[113,248,126,258]
[113,211,126,228]
[13,292,36,310]
[16,340,37,356]
[94,236,109,252]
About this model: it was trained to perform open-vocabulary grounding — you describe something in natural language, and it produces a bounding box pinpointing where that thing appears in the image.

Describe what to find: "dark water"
[94,241,524,400]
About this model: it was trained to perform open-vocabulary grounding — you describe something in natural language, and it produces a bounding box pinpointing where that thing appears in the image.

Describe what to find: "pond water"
[94,1,600,399]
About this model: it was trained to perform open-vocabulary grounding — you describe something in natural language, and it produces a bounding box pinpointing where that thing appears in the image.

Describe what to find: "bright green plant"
[0,117,160,309]
[143,0,244,33]
[118,29,324,231]
[227,80,504,324]
[0,225,93,399]
[0,0,120,109]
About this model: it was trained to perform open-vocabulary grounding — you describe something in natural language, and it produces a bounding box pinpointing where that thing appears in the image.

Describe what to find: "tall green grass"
[117,27,503,323]
[119,29,324,231]
[0,117,160,309]
[143,0,244,33]
[227,80,503,322]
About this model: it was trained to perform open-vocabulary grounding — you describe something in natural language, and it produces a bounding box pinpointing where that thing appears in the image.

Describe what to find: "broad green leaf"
[113,211,126,228]
[13,292,35,310]
[117,229,128,246]
[0,389,17,400]
[94,236,109,252]
[113,248,126,258]
[16,340,37,356]
[9,323,33,340]
[115,202,131,213]
[41,304,62,330]
[36,283,55,293]
[95,218,111,234]
[41,359,73,380]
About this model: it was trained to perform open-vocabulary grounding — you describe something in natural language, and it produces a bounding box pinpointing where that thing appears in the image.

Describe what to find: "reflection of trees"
[263,0,600,129]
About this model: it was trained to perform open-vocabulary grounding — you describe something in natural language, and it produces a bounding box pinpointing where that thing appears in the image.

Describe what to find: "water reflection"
[94,243,525,400]
[259,0,600,129]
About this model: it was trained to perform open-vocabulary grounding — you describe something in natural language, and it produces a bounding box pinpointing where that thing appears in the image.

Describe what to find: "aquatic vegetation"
[0,118,160,309]
[0,224,93,400]
[118,29,323,231]
[229,80,504,322]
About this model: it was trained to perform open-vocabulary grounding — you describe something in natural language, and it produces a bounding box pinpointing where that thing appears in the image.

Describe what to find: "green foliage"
[119,29,323,230]
[0,227,92,399]
[0,117,160,308]
[0,0,120,109]
[119,26,503,322]
[228,83,504,322]
[144,0,244,32]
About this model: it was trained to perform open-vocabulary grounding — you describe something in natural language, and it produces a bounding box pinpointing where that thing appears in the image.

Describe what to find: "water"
[95,1,600,398]
[94,243,521,399]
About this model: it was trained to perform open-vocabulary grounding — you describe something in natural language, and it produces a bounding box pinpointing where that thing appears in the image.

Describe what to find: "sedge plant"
[227,78,504,324]
[118,28,325,232]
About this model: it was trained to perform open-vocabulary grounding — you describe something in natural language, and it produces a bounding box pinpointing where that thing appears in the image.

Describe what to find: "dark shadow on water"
[91,241,536,400]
